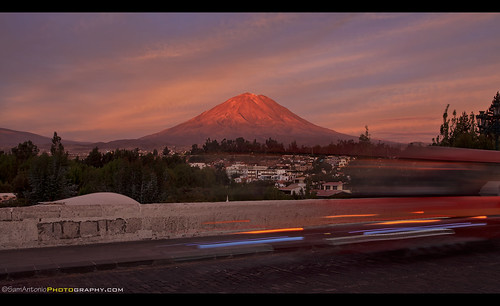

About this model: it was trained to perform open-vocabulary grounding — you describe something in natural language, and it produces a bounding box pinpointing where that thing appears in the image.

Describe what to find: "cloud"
[127,13,297,62]
[2,13,500,144]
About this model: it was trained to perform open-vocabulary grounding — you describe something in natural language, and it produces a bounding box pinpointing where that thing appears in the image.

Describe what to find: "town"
[189,154,353,199]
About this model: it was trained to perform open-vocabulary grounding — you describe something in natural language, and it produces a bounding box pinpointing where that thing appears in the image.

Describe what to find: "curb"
[0,243,277,281]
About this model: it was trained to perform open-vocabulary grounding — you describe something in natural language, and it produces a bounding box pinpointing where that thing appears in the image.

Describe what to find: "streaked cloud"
[1,13,500,144]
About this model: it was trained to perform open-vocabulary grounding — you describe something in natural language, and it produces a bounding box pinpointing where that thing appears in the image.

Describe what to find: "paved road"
[2,239,500,294]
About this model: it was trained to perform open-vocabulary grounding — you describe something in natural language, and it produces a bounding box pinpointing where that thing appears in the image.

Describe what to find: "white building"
[189,162,207,169]
[314,181,351,198]
[279,183,306,196]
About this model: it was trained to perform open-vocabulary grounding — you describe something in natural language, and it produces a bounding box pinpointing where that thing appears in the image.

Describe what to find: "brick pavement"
[2,240,500,293]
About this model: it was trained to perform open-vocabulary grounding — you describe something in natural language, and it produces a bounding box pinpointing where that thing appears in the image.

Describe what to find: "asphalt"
[0,236,278,280]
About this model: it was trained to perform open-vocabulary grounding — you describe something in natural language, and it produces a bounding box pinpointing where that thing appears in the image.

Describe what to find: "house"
[294,176,306,184]
[247,165,268,180]
[226,162,248,178]
[322,181,344,191]
[313,181,351,198]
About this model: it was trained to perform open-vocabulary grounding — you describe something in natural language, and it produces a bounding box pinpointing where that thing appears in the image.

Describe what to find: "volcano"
[140,92,357,147]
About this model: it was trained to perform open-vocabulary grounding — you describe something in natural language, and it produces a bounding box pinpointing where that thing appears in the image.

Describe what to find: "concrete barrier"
[2,194,500,250]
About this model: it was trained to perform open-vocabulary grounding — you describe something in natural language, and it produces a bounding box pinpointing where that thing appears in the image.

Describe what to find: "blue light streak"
[194,236,304,249]
[350,222,486,236]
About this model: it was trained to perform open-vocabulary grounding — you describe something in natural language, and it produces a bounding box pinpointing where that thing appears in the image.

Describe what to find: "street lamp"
[477,92,500,150]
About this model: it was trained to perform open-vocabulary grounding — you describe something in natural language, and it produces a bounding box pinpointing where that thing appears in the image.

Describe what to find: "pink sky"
[2,13,500,144]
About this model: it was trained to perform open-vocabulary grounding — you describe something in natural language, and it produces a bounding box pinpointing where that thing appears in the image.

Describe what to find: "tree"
[432,105,492,149]
[84,147,103,168]
[359,125,371,144]
[190,144,204,155]
[11,141,39,162]
[265,138,285,153]
[162,146,170,156]
[16,132,77,204]
[0,152,16,192]
[287,140,299,153]
[431,91,500,150]
[203,138,221,153]
[434,104,451,146]
[449,111,479,148]
[25,153,77,204]
[50,132,65,157]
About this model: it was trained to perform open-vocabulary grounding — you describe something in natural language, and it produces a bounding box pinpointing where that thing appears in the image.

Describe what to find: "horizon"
[2,13,500,144]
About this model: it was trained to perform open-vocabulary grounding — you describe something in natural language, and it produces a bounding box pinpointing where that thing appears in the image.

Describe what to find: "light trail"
[195,236,304,249]
[351,222,487,236]
[235,228,304,234]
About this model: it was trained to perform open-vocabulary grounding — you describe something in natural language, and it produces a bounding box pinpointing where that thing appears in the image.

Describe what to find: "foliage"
[192,134,401,157]
[432,91,500,150]
[25,152,77,204]
[358,125,371,144]
[0,134,79,205]
[432,104,486,149]
[2,132,301,205]
[1,127,404,206]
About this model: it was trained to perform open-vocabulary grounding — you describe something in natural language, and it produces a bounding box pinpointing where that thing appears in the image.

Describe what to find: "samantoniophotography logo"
[2,285,124,293]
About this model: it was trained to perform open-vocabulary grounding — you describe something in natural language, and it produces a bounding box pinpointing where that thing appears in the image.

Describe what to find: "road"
[2,238,500,294]
[2,208,500,294]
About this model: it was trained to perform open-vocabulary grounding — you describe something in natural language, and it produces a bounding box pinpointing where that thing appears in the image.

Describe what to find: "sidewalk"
[0,236,276,280]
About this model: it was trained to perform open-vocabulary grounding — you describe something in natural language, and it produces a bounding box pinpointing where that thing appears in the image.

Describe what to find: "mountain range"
[1,92,360,153]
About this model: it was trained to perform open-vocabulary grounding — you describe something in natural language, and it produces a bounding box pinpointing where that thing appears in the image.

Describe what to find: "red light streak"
[323,214,378,219]
[371,219,442,225]
[235,228,304,234]
[202,220,250,225]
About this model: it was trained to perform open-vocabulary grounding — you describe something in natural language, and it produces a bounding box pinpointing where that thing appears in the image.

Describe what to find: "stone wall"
[2,196,500,250]
[0,199,345,250]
